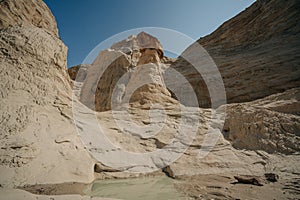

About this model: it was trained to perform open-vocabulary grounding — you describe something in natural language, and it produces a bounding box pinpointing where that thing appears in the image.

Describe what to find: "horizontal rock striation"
[172,0,300,108]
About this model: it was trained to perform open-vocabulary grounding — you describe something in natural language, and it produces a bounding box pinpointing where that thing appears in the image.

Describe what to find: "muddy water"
[84,176,191,200]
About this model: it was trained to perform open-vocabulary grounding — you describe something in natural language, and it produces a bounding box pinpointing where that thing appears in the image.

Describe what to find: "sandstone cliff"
[172,0,300,108]
[0,0,59,37]
[165,0,300,156]
[1,0,299,199]
[68,0,300,156]
[69,0,300,185]
[0,0,96,188]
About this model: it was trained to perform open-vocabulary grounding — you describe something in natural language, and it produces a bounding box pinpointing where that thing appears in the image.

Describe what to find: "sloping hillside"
[172,0,300,107]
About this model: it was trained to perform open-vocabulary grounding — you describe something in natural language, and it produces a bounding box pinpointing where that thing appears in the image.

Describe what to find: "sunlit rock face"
[80,32,177,112]
[0,0,59,37]
[0,0,95,188]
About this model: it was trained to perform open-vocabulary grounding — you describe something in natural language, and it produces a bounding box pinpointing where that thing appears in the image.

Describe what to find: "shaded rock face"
[80,32,176,112]
[172,0,300,108]
[0,0,95,187]
[0,0,59,37]
[68,64,90,82]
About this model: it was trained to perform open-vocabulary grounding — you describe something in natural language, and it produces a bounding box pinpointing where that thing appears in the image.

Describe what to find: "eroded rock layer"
[172,0,300,108]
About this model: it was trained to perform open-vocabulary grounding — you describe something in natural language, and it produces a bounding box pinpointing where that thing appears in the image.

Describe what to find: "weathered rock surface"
[111,31,164,61]
[80,89,300,200]
[80,32,176,111]
[172,0,300,108]
[72,0,299,189]
[174,173,299,200]
[0,0,59,37]
[233,175,264,186]
[77,90,300,180]
[1,0,300,199]
[0,0,95,189]
[68,64,90,82]
[223,88,300,154]
[155,91,300,178]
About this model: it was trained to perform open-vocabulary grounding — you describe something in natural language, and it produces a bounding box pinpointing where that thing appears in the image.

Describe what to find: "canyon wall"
[0,0,95,187]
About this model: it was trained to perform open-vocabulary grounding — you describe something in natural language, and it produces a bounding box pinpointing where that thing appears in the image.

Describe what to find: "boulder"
[233,175,264,186]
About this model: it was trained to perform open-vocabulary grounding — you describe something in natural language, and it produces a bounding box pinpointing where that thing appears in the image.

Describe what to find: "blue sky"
[44,0,256,67]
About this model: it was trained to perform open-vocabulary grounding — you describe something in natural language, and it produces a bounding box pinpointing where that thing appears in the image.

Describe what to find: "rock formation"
[69,1,299,198]
[172,0,300,108]
[0,0,96,189]
[223,88,300,154]
[1,0,299,199]
[79,32,177,112]
[68,64,90,82]
[0,0,59,37]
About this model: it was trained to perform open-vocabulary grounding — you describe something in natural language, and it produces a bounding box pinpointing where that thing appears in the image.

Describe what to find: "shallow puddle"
[84,176,191,200]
